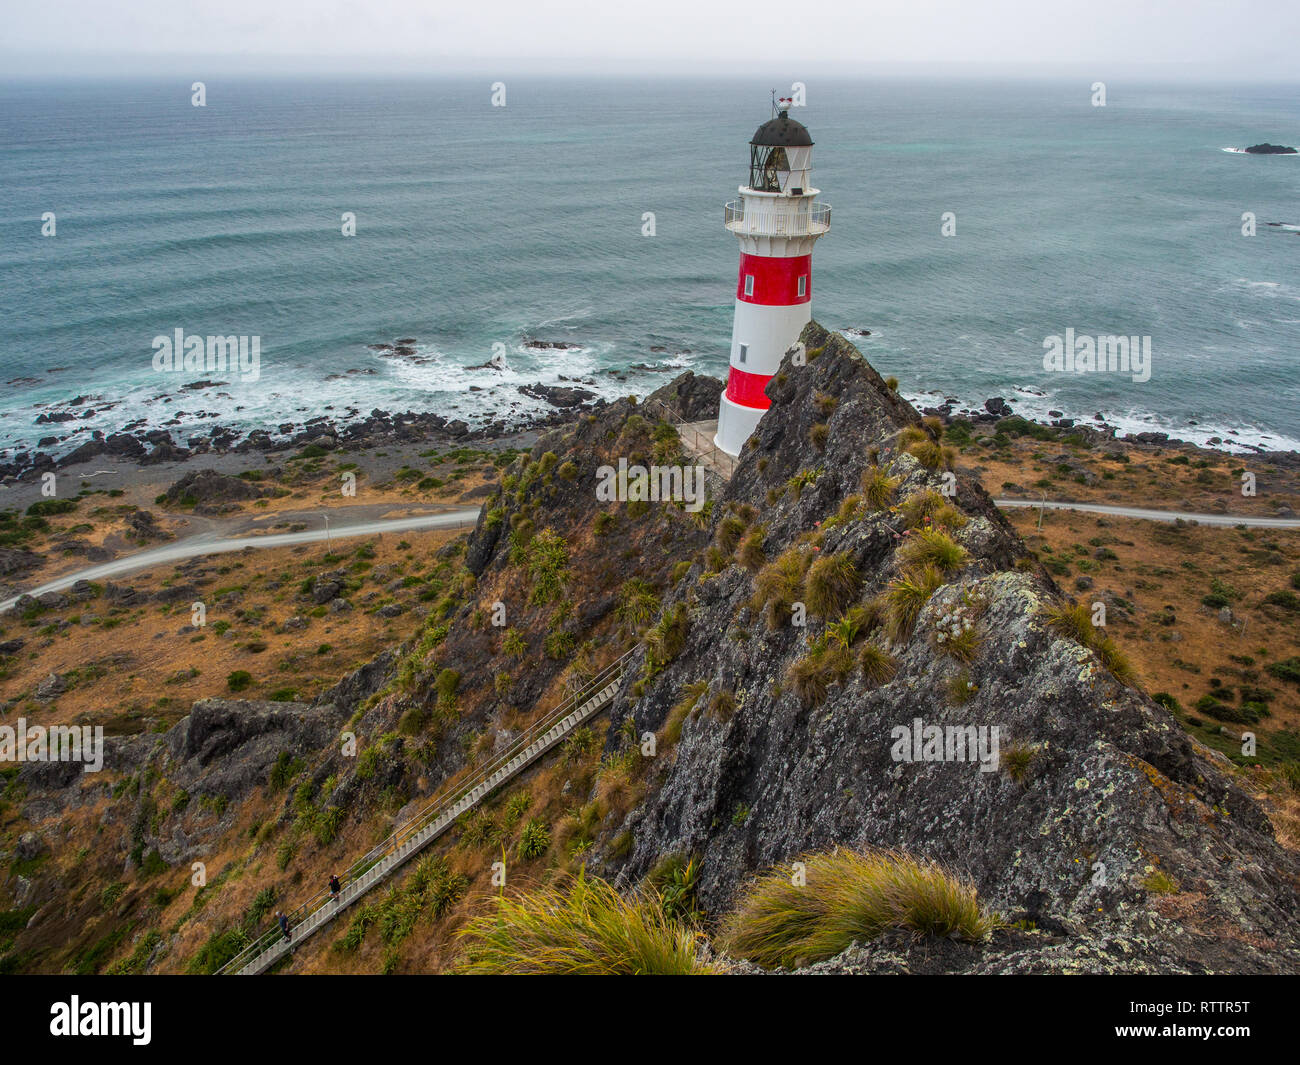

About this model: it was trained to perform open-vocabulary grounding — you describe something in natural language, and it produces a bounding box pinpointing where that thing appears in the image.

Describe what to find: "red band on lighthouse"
[725,366,774,409]
[736,253,812,305]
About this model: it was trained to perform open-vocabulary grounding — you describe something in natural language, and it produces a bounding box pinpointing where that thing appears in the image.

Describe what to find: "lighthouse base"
[714,394,765,457]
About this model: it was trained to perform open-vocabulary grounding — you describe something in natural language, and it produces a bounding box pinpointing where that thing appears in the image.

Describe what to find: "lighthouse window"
[743,274,754,297]
[797,275,807,297]
[738,343,748,364]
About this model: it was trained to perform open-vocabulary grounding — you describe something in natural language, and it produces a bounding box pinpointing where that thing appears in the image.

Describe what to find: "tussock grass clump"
[455,872,712,975]
[786,638,854,708]
[662,680,709,745]
[708,690,738,721]
[1041,600,1137,686]
[1001,744,1035,785]
[737,526,767,572]
[715,514,748,555]
[804,551,862,618]
[750,546,813,629]
[899,528,968,575]
[906,438,957,471]
[828,494,863,528]
[642,602,690,679]
[852,596,888,635]
[861,465,901,509]
[859,642,898,686]
[813,390,839,417]
[720,848,997,969]
[947,669,978,704]
[1043,600,1094,645]
[931,502,968,530]
[898,489,945,527]
[885,565,944,642]
[809,422,830,451]
[1096,636,1137,685]
[898,426,928,450]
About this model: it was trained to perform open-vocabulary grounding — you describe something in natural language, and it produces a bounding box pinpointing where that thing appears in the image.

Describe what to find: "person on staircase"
[329,874,342,903]
[277,910,291,943]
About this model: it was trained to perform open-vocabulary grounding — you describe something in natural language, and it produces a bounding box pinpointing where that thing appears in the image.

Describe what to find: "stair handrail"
[215,646,634,974]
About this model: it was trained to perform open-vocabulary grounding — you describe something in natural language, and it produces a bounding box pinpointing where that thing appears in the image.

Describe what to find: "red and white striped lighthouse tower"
[715,100,831,457]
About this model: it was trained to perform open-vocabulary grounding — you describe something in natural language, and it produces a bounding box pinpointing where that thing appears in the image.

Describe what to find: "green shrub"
[26,498,77,517]
[525,528,569,605]
[1267,657,1300,686]
[517,817,551,860]
[226,670,253,692]
[615,578,659,633]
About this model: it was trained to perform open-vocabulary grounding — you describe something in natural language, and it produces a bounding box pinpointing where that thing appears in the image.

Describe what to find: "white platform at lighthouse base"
[715,393,765,457]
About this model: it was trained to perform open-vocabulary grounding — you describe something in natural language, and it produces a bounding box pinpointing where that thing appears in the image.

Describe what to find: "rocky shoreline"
[0,382,614,486]
[5,328,1299,489]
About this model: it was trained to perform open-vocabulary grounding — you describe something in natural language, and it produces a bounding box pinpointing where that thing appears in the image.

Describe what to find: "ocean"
[1,76,1298,457]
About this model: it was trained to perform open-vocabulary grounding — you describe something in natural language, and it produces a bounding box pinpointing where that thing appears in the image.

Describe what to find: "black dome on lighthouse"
[751,111,813,147]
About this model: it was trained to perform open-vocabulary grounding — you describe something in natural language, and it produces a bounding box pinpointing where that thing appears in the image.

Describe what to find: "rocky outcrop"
[594,321,1300,973]
[0,548,41,578]
[646,370,725,421]
[163,698,338,801]
[162,468,267,508]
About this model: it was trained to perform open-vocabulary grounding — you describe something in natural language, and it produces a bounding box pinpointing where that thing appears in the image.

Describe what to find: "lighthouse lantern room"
[715,100,831,457]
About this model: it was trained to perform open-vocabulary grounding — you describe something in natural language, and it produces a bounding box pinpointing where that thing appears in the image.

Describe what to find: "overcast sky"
[3,0,1298,79]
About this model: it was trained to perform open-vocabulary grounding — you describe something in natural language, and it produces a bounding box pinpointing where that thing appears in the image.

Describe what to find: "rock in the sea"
[519,382,598,409]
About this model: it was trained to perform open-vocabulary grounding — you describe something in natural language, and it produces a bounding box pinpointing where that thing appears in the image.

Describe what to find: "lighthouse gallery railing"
[724,200,831,236]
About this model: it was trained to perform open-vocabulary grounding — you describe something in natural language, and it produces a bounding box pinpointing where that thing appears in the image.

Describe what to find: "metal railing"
[724,199,831,236]
[643,398,737,486]
[215,647,635,975]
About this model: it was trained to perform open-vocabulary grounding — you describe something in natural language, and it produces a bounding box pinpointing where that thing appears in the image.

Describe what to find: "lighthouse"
[714,101,831,457]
